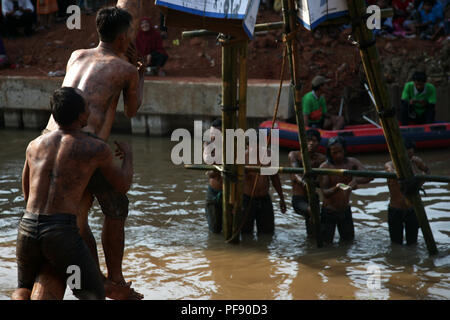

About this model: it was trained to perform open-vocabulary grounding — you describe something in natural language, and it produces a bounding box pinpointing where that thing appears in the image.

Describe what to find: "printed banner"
[297,0,349,30]
[155,0,260,38]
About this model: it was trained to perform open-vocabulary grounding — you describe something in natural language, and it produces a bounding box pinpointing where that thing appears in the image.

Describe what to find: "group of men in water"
[204,123,430,247]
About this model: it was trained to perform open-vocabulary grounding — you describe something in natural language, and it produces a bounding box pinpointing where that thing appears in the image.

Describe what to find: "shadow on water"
[0,130,449,299]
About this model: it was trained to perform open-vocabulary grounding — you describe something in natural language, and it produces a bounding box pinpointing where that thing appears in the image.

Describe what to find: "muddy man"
[14,1,146,300]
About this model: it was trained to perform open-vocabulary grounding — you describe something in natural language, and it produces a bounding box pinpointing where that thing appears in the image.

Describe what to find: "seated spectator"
[392,0,416,36]
[136,17,168,76]
[400,71,436,125]
[302,75,345,131]
[36,0,58,29]
[2,0,35,37]
[416,0,445,39]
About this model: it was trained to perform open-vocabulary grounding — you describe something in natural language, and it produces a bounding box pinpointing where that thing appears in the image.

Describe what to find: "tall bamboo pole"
[282,0,323,247]
[346,0,437,255]
[221,37,239,241]
[230,41,248,243]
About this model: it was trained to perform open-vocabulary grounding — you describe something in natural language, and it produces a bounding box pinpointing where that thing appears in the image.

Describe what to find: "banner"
[297,0,349,30]
[156,0,260,39]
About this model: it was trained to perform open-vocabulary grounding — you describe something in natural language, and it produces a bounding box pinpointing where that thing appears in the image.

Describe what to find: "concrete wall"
[0,76,449,134]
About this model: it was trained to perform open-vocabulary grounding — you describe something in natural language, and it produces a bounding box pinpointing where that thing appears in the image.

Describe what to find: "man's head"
[140,18,151,32]
[326,136,346,165]
[306,128,321,153]
[51,87,88,128]
[311,75,330,94]
[412,71,427,92]
[96,7,132,52]
[423,0,434,12]
[404,138,416,158]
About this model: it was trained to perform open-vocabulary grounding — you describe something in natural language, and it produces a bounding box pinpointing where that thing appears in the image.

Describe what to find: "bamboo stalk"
[282,0,323,247]
[182,22,285,39]
[185,164,450,183]
[346,0,438,255]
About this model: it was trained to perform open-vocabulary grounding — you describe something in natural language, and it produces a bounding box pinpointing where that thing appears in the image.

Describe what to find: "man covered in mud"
[13,87,133,300]
[385,139,430,245]
[241,138,286,236]
[318,137,373,244]
[203,118,223,234]
[288,129,326,239]
[38,5,144,299]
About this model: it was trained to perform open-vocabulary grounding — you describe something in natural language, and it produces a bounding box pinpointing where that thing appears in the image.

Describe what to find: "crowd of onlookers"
[366,0,449,40]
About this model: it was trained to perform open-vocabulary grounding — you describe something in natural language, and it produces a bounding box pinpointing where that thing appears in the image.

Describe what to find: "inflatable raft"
[259,120,450,154]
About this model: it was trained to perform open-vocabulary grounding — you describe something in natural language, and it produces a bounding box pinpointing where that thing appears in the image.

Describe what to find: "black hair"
[96,7,132,43]
[423,0,434,6]
[326,136,346,165]
[404,138,416,150]
[312,84,323,91]
[50,87,86,126]
[211,118,222,129]
[412,71,427,83]
[306,128,321,143]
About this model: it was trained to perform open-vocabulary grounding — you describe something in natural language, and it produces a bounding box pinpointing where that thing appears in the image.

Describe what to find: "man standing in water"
[288,129,326,239]
[241,140,286,236]
[319,137,373,244]
[13,88,133,300]
[203,118,223,234]
[37,5,144,299]
[385,139,430,245]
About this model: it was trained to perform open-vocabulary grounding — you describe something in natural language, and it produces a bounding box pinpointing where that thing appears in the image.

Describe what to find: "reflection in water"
[0,129,449,300]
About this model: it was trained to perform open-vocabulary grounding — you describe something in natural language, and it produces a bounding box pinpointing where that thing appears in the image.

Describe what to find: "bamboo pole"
[346,0,438,255]
[230,41,248,243]
[221,36,239,241]
[185,164,450,184]
[182,22,285,39]
[282,0,323,247]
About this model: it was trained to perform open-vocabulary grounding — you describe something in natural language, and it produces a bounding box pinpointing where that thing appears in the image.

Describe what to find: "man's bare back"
[45,46,142,141]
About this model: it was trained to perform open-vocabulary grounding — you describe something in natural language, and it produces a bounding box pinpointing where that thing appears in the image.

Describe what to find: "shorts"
[241,194,274,235]
[87,169,129,220]
[292,195,313,236]
[205,185,222,234]
[16,212,105,300]
[388,206,419,245]
[320,206,354,244]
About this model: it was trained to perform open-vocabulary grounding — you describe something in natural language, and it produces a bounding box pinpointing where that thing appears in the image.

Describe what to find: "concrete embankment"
[0,76,449,135]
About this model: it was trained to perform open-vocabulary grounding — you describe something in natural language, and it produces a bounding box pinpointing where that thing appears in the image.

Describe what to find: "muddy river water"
[0,129,449,300]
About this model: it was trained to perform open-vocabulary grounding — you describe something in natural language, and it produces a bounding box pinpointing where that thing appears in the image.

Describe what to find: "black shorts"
[388,206,419,245]
[320,206,354,244]
[205,185,222,234]
[87,169,129,220]
[16,212,105,299]
[292,195,313,236]
[241,194,274,235]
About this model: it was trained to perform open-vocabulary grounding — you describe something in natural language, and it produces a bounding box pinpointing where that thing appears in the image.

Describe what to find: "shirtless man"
[12,88,132,300]
[385,139,430,246]
[319,137,373,244]
[241,142,286,235]
[38,6,144,299]
[288,129,326,238]
[203,118,223,234]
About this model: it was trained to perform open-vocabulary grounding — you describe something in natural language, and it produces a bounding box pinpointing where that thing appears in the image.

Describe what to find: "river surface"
[0,129,449,300]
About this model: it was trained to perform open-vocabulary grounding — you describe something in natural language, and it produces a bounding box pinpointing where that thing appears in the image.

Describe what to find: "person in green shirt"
[400,71,436,125]
[302,76,345,130]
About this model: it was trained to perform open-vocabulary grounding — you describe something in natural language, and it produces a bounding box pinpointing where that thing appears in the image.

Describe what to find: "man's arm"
[123,66,144,118]
[270,174,286,213]
[98,141,133,194]
[288,151,304,185]
[319,163,339,198]
[22,157,30,203]
[348,158,373,188]
[413,156,431,175]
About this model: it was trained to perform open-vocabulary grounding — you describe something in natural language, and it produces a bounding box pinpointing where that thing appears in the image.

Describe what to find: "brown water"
[0,129,449,300]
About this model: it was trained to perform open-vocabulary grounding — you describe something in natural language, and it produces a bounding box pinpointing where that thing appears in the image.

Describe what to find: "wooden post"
[221,36,239,241]
[282,0,323,247]
[346,0,438,255]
